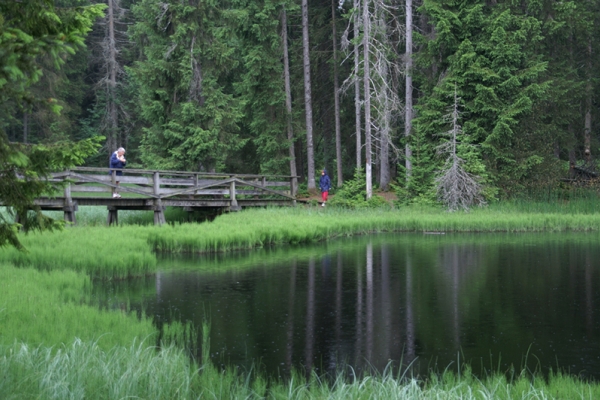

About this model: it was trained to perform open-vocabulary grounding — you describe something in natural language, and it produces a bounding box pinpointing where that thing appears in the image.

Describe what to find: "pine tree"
[129,0,245,171]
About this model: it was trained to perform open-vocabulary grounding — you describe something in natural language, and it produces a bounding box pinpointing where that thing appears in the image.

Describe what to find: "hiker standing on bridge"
[109,147,126,198]
[319,169,331,207]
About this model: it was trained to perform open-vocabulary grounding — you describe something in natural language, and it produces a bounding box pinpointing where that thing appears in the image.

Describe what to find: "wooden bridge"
[32,167,299,225]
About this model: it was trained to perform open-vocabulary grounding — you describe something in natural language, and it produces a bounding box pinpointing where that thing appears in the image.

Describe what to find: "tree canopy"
[0,0,105,248]
[2,0,600,223]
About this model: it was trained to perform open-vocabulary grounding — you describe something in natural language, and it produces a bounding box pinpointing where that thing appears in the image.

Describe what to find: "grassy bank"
[3,203,600,398]
[2,336,600,399]
[3,205,600,278]
[0,263,157,349]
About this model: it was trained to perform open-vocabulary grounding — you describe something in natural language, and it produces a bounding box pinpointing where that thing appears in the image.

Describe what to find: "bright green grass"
[0,225,157,278]
[4,205,600,278]
[0,263,157,349]
[3,204,600,398]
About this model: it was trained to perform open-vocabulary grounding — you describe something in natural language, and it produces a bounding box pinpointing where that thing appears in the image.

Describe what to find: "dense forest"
[2,0,600,202]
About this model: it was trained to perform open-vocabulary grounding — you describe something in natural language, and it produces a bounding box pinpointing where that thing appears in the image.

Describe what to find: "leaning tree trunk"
[281,6,298,194]
[302,0,316,190]
[404,0,413,177]
[354,0,362,170]
[363,0,372,199]
[332,0,343,187]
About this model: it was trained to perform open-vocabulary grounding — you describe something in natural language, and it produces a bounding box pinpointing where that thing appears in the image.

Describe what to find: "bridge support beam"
[64,183,77,224]
[154,200,166,225]
[153,172,166,225]
[107,207,118,226]
[229,181,241,211]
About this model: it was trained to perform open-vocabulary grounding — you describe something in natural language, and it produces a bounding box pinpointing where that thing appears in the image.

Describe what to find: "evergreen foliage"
[0,0,105,249]
[129,0,246,172]
[2,0,600,224]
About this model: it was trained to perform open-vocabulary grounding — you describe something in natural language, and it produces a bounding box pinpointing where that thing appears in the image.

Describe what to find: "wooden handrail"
[67,166,299,180]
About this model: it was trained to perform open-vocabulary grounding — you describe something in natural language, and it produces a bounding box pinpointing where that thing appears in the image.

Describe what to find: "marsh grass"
[4,206,600,278]
[0,263,157,349]
[0,225,157,278]
[2,339,600,399]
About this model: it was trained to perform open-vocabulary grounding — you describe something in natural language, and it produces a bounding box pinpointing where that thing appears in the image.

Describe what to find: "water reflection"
[94,233,600,380]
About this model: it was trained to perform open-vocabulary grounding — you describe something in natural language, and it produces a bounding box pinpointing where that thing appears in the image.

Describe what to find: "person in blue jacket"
[109,147,126,198]
[319,169,331,206]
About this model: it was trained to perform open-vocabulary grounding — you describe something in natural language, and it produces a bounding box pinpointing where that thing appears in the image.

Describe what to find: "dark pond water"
[94,232,600,380]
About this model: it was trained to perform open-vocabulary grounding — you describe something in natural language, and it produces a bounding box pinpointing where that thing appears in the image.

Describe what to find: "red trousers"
[321,191,328,202]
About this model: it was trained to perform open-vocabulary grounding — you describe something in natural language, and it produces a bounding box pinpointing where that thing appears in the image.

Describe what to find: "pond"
[94,232,600,380]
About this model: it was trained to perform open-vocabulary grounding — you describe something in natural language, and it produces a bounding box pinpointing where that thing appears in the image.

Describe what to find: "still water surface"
[95,233,600,380]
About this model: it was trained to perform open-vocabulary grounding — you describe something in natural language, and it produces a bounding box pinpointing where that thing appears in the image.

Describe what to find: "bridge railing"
[51,167,299,200]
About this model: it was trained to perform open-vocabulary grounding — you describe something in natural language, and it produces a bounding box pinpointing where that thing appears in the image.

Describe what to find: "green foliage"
[0,0,105,119]
[234,0,293,175]
[0,136,103,249]
[416,1,552,196]
[328,167,382,208]
[129,0,246,172]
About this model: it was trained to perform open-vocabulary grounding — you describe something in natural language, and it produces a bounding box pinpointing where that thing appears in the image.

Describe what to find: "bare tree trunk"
[585,37,592,156]
[405,0,413,176]
[302,0,316,190]
[107,0,118,152]
[281,6,298,193]
[378,95,390,189]
[332,0,343,187]
[363,0,372,199]
[354,0,362,170]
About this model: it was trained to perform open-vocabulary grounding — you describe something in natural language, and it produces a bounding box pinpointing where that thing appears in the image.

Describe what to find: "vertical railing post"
[230,180,238,209]
[194,173,199,196]
[153,171,165,225]
[289,176,297,198]
[63,181,77,224]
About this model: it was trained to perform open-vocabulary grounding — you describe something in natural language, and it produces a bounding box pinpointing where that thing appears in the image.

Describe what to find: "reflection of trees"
[354,251,363,367]
[285,260,296,370]
[304,257,315,377]
[366,242,374,362]
[120,234,600,381]
[405,252,416,364]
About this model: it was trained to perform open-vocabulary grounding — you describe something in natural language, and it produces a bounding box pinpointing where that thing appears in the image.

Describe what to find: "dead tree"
[95,0,131,154]
[342,0,403,195]
[435,87,485,211]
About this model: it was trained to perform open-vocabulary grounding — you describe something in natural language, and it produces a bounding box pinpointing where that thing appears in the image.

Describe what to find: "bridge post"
[289,176,297,197]
[63,182,77,224]
[153,171,166,225]
[107,206,118,225]
[230,180,240,211]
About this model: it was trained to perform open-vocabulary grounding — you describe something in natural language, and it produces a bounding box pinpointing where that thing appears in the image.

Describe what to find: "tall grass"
[2,339,600,399]
[0,263,157,349]
[0,225,157,278]
[4,206,600,278]
[144,206,600,254]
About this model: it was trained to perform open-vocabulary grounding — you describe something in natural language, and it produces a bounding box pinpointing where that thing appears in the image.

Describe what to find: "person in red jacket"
[319,169,331,207]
